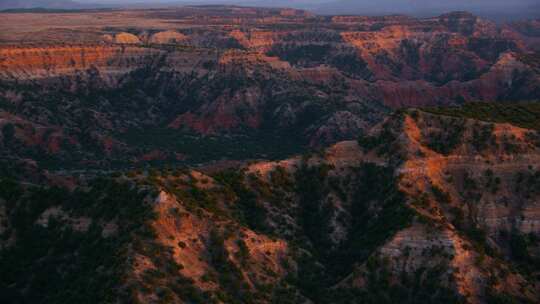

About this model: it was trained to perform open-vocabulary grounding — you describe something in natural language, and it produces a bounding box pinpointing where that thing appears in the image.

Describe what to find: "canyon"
[0,8,539,168]
[2,108,540,303]
[1,6,540,304]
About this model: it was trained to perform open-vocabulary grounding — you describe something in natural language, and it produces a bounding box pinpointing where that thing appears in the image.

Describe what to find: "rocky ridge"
[2,108,540,303]
[1,10,539,168]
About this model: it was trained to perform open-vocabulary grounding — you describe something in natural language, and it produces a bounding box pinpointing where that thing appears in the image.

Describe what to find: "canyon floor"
[1,6,540,304]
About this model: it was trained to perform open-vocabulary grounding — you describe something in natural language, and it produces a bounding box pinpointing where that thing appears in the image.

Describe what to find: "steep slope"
[0,44,387,168]
[3,6,540,304]
[0,44,537,168]
[348,108,540,303]
[1,8,539,169]
[2,106,540,303]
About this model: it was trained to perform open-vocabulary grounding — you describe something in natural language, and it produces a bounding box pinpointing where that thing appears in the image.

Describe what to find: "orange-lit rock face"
[0,7,538,167]
[394,112,540,239]
[232,109,540,303]
[148,30,188,44]
[3,99,540,303]
[114,32,142,44]
[341,26,415,80]
[217,50,288,68]
[340,22,503,83]
[326,111,540,302]
[0,45,161,81]
[229,29,276,51]
[0,9,534,96]
[126,173,292,303]
[148,190,289,289]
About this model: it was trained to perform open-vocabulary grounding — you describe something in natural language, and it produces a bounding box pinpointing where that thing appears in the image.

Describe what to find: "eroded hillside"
[2,108,540,303]
[2,6,540,304]
[0,8,539,169]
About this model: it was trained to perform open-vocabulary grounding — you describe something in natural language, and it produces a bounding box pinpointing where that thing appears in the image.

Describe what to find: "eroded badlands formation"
[1,6,540,304]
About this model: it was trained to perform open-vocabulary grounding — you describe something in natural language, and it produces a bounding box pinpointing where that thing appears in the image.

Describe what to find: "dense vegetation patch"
[122,129,307,166]
[288,161,415,303]
[0,177,210,304]
[423,102,540,130]
[357,119,402,158]
[330,257,463,304]
[335,164,415,276]
[213,170,269,232]
[0,178,152,303]
[424,117,465,155]
[207,229,253,303]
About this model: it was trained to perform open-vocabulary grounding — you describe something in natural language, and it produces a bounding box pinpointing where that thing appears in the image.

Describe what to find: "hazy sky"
[87,0,540,19]
[4,0,539,20]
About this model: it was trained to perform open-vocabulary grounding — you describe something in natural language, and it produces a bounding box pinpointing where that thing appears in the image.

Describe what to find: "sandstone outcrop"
[148,30,188,44]
[114,32,142,44]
